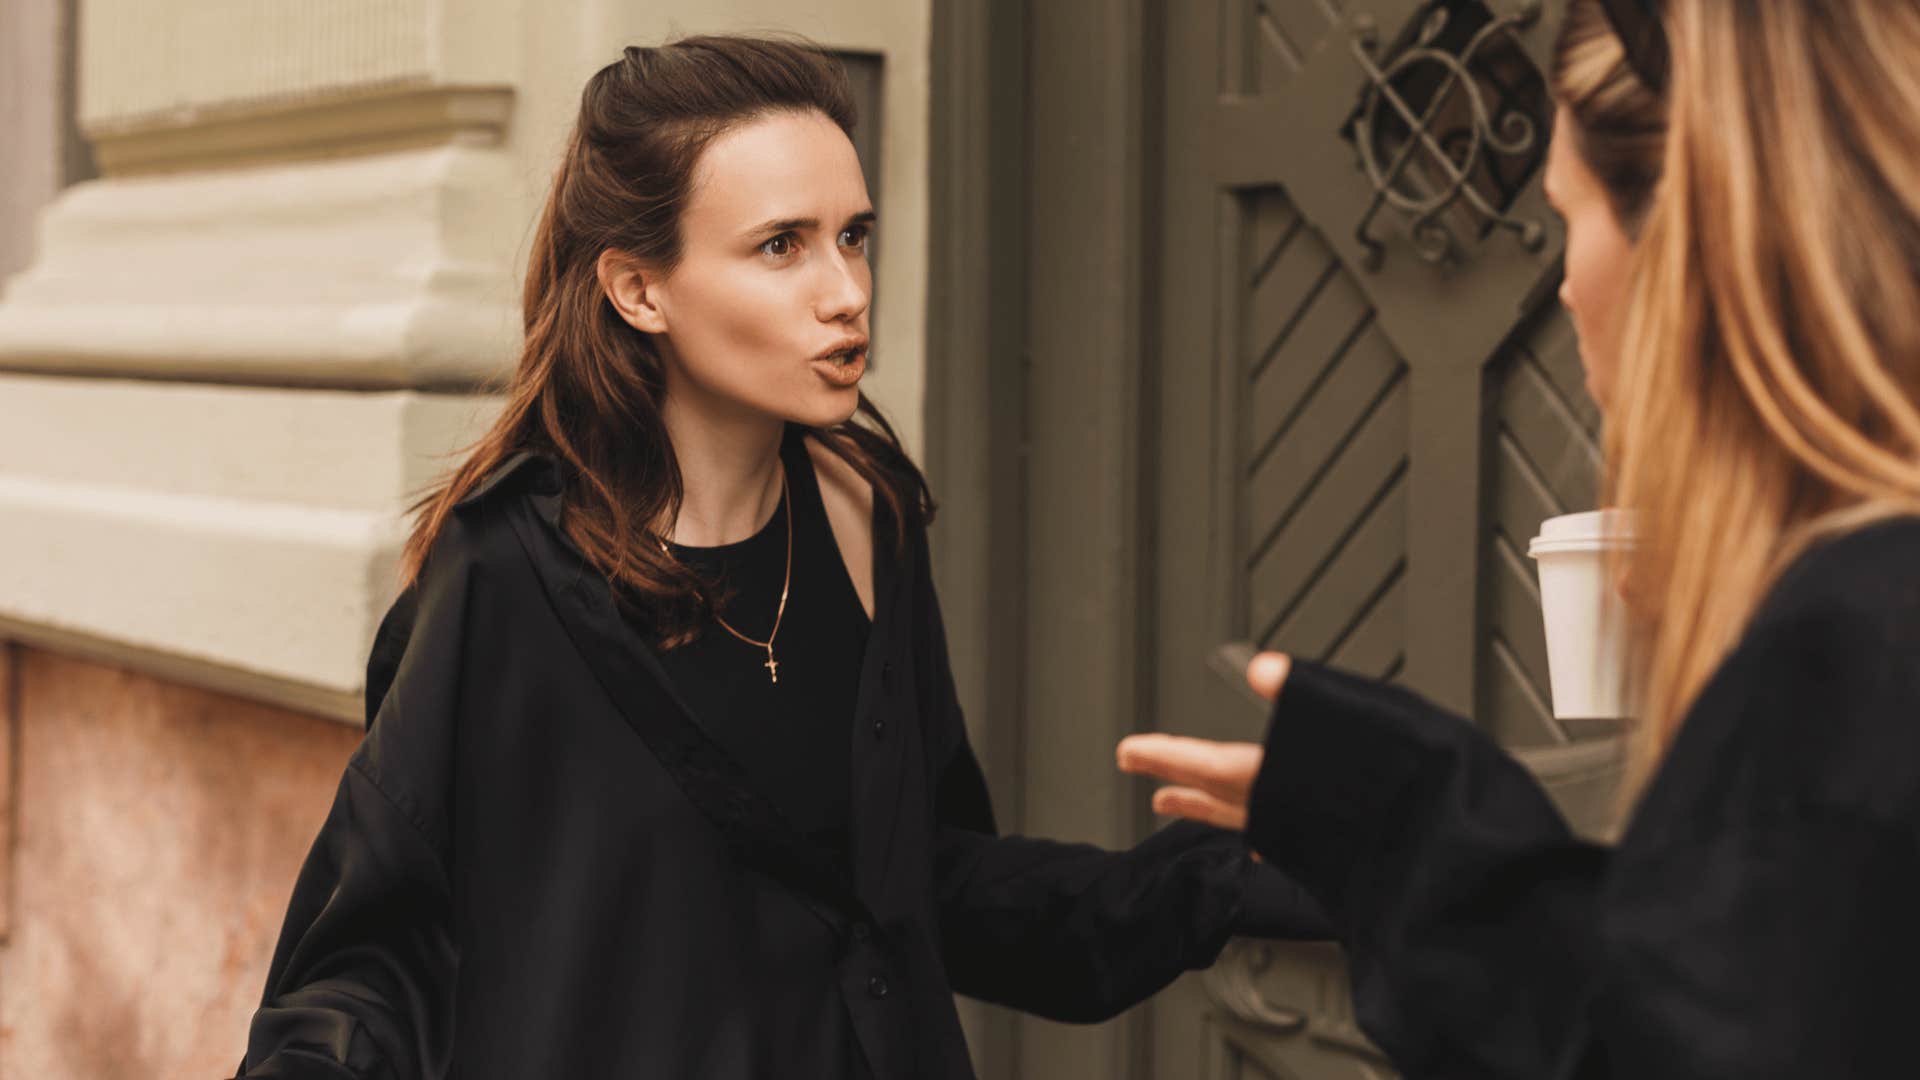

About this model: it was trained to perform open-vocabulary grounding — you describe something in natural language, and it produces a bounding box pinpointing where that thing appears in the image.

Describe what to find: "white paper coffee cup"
[1527,509,1639,721]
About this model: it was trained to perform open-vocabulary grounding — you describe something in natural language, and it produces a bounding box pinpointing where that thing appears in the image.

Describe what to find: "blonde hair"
[1607,0,1920,799]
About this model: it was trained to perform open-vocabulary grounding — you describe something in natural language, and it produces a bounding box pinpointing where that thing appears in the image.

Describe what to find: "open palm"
[1115,652,1290,831]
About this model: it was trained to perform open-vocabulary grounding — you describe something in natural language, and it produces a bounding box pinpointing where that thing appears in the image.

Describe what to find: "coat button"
[872,716,886,739]
[868,974,890,999]
[881,661,895,690]
[850,921,872,944]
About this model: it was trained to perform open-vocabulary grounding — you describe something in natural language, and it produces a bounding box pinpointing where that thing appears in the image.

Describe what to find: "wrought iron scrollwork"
[1347,0,1550,270]
[1206,940,1397,1067]
[1205,941,1309,1033]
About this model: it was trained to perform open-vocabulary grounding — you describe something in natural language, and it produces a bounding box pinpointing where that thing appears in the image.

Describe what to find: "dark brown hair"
[400,35,933,645]
[1552,0,1669,230]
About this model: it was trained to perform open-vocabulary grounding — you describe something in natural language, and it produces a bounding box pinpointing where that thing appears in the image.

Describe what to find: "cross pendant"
[764,652,780,684]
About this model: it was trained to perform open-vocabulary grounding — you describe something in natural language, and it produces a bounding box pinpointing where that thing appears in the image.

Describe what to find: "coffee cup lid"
[1527,509,1638,559]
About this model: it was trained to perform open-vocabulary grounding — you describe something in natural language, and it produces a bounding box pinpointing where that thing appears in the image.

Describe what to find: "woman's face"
[1543,105,1637,413]
[623,108,875,430]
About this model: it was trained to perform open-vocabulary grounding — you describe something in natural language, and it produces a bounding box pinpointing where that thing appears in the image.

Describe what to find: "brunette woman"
[1121,1,1920,1075]
[236,35,1319,1080]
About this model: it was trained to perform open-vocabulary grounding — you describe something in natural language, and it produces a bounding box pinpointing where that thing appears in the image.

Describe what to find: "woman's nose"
[814,254,870,322]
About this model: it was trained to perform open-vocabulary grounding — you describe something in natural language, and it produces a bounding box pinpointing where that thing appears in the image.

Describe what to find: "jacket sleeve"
[909,527,1329,1024]
[237,527,476,1079]
[1245,578,1920,1079]
[1244,661,1609,1077]
[931,744,1331,1023]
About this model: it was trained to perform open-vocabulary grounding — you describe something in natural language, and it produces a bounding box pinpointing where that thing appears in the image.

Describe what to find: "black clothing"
[656,430,869,873]
[1244,516,1920,1079]
[238,436,1328,1080]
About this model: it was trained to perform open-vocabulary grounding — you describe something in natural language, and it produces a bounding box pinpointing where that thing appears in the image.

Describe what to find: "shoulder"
[1750,513,1920,637]
[433,451,565,565]
[1658,515,1920,827]
[394,452,561,642]
[367,457,561,726]
[1729,513,1920,705]
[453,449,564,516]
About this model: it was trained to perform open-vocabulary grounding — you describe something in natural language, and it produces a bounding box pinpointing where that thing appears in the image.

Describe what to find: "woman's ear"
[597,249,670,334]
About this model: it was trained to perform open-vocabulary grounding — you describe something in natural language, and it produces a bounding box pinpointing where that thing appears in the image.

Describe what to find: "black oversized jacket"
[1245,515,1920,1078]
[238,448,1319,1080]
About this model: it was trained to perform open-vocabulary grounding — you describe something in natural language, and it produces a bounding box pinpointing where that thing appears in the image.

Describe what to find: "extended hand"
[1115,652,1291,831]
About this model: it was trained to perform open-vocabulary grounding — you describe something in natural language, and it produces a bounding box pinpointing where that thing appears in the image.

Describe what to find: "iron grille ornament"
[1346,0,1550,270]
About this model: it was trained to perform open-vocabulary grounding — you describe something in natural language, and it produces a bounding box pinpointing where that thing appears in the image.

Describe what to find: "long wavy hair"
[399,36,933,646]
[1606,0,1920,798]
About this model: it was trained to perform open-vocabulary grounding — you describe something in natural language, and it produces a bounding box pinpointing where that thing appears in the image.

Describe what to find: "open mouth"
[810,344,868,387]
[816,343,868,366]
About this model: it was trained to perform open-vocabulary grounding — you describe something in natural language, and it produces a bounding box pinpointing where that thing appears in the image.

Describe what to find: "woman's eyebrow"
[746,216,817,237]
[742,210,877,238]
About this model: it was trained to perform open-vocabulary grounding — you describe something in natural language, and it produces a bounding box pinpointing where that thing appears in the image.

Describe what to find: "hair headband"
[1599,0,1670,94]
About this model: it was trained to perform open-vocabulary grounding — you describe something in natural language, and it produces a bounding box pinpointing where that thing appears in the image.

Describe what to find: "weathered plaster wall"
[0,650,357,1078]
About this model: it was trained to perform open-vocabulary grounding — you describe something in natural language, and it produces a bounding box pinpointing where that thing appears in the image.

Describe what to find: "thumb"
[1245,652,1292,702]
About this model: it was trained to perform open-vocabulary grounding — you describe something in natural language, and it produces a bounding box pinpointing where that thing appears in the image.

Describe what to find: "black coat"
[1243,515,1920,1079]
[238,449,1325,1080]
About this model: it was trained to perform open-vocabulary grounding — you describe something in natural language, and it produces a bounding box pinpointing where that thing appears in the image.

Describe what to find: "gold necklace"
[663,468,793,684]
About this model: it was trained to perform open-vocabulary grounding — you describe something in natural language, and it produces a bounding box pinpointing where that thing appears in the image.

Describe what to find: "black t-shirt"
[655,430,871,873]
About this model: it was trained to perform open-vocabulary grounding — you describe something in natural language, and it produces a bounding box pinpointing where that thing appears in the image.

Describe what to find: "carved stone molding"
[1207,940,1310,1033]
[89,84,514,177]
[1207,940,1395,1075]
[0,374,498,722]
[0,142,522,389]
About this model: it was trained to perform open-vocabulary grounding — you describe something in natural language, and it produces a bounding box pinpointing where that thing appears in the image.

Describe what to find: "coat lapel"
[846,499,911,906]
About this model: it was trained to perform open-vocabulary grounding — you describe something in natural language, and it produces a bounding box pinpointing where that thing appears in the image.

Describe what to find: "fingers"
[1245,651,1292,702]
[1116,733,1263,803]
[1150,786,1249,831]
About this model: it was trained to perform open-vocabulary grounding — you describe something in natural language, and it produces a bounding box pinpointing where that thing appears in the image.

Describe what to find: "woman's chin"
[780,385,863,430]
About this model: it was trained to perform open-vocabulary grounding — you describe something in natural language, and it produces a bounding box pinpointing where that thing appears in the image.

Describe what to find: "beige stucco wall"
[79,0,519,127]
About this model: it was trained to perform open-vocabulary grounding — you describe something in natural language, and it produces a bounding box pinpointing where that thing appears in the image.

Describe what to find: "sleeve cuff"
[1233,859,1337,940]
[1244,660,1456,912]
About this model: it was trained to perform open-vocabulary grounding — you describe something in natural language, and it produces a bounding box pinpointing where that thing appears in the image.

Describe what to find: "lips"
[810,343,871,386]
[810,339,869,388]
[813,338,869,364]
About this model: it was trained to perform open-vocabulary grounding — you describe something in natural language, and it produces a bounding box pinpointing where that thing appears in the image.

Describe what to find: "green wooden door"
[926,1,1617,1076]
[1147,1,1617,1076]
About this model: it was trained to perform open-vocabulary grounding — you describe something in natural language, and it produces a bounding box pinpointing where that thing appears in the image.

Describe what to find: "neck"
[660,377,787,548]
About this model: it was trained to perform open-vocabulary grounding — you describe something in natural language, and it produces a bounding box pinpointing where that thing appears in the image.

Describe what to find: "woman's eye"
[839,225,870,251]
[761,234,795,257]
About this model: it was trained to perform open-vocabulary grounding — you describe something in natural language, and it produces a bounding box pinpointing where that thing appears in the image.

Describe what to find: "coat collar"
[489,443,909,924]
[455,449,554,508]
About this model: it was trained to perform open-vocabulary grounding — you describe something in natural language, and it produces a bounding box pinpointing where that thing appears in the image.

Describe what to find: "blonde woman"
[1120,0,1920,1076]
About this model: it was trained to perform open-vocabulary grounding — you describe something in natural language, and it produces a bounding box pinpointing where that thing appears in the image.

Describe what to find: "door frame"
[925,0,1167,1076]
